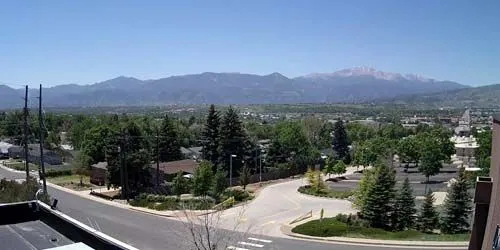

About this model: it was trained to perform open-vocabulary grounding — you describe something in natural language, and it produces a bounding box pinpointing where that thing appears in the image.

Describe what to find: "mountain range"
[377,83,500,108]
[0,67,468,108]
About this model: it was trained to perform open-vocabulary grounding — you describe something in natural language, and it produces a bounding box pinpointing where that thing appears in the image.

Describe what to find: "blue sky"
[1,0,499,87]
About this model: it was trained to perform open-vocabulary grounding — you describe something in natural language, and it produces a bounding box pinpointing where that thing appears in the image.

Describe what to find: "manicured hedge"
[298,185,353,199]
[292,218,348,237]
[130,194,216,210]
[45,169,73,177]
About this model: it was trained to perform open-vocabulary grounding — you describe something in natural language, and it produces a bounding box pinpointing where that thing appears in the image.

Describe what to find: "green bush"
[45,169,72,177]
[221,189,252,202]
[292,218,348,237]
[298,185,353,199]
[130,194,215,210]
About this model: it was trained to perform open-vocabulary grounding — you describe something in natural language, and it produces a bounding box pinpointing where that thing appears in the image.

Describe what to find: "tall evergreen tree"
[417,190,439,233]
[106,120,151,193]
[332,120,349,162]
[201,104,221,168]
[392,178,416,230]
[360,163,397,229]
[219,106,248,175]
[158,115,183,162]
[440,167,473,234]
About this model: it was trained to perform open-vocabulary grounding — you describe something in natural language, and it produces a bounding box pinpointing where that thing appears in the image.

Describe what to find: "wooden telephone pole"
[23,86,29,181]
[38,84,47,193]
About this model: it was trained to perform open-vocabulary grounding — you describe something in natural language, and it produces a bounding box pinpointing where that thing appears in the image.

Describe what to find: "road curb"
[128,207,177,217]
[0,164,32,174]
[280,224,469,248]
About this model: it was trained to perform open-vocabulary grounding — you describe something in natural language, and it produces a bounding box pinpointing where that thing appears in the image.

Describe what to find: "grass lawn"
[47,175,97,191]
[292,218,470,241]
[4,161,38,171]
[298,185,353,199]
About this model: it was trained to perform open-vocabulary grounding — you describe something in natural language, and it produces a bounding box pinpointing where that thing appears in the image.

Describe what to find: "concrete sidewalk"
[280,224,468,249]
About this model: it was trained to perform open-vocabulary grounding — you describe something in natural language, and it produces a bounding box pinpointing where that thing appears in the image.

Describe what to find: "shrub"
[45,169,72,177]
[292,218,348,237]
[221,189,252,202]
[298,185,353,199]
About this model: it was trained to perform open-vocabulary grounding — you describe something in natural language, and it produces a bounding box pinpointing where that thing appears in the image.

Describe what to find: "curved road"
[1,166,465,250]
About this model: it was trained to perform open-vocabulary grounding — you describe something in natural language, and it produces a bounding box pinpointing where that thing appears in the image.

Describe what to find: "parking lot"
[328,164,459,197]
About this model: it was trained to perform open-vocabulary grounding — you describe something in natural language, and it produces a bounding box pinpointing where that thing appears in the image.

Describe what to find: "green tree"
[418,137,443,183]
[440,168,473,234]
[211,167,228,198]
[323,157,335,177]
[219,106,248,175]
[305,168,326,194]
[82,125,117,164]
[158,115,183,162]
[332,120,349,162]
[333,160,347,176]
[417,190,439,233]
[271,121,314,173]
[353,168,376,208]
[106,120,151,193]
[201,105,221,168]
[192,161,214,197]
[392,178,416,230]
[360,163,397,229]
[239,165,251,190]
[397,136,420,167]
[172,171,190,197]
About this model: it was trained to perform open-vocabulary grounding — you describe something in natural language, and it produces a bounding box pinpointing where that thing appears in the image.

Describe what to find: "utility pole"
[123,134,129,201]
[23,86,29,181]
[119,136,124,199]
[156,128,160,188]
[38,84,47,193]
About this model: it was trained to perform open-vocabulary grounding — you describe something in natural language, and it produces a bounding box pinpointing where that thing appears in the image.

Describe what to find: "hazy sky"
[1,0,499,87]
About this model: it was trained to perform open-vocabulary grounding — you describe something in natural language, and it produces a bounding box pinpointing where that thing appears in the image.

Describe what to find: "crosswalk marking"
[247,237,272,243]
[227,247,248,250]
[238,241,264,248]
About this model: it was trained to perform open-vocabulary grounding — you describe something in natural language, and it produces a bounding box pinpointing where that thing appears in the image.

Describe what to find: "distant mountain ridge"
[375,83,500,108]
[0,68,468,108]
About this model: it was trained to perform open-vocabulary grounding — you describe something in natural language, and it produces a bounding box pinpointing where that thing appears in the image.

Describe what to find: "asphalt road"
[1,166,464,250]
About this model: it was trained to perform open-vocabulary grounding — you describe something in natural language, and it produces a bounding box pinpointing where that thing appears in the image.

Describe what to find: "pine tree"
[360,163,397,229]
[392,178,416,231]
[201,104,221,168]
[332,120,349,162]
[417,190,439,233]
[158,115,183,162]
[219,106,248,175]
[440,167,473,234]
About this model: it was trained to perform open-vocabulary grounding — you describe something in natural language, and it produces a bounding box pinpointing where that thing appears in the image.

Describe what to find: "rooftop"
[0,200,137,250]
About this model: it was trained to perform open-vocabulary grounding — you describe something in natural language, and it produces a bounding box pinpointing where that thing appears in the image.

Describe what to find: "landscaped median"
[129,189,253,211]
[285,214,469,247]
[298,185,353,199]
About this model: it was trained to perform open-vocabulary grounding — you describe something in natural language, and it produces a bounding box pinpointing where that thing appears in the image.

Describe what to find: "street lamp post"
[230,154,237,186]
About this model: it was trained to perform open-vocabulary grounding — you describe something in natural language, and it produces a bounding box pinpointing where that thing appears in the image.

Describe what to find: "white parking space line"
[227,246,248,250]
[247,237,272,243]
[238,241,264,248]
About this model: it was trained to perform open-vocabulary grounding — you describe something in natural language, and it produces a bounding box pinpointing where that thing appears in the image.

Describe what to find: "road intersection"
[0,165,465,250]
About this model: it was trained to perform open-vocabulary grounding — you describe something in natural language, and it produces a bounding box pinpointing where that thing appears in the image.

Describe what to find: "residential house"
[150,159,200,182]
[7,144,63,165]
[90,162,108,186]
